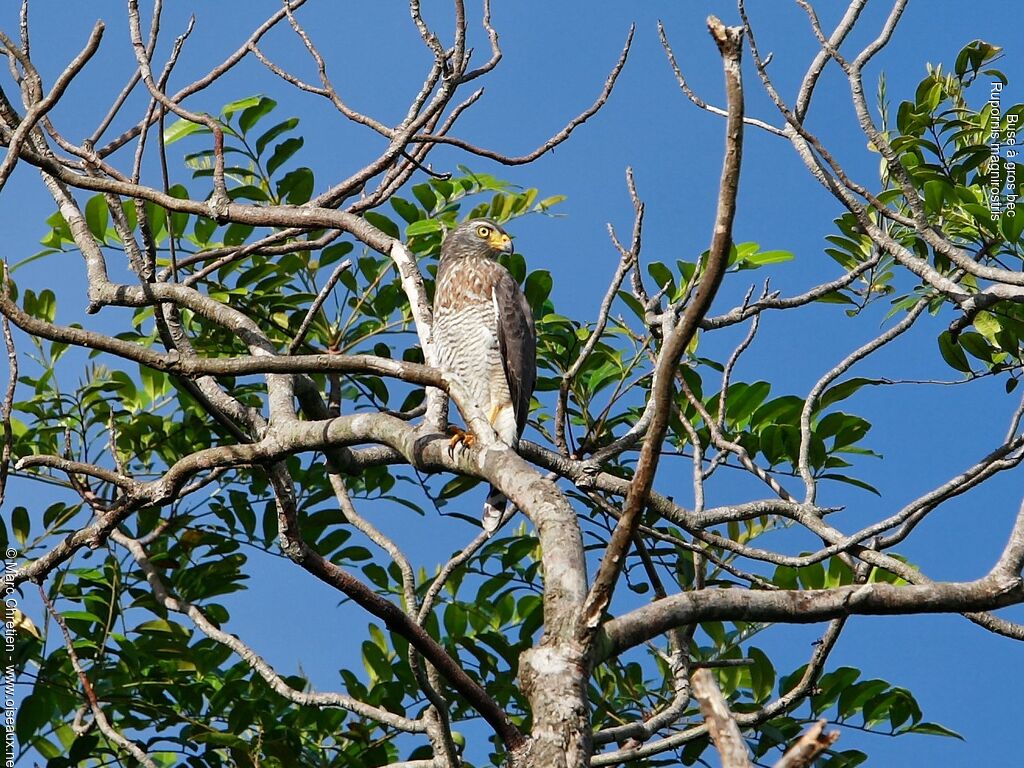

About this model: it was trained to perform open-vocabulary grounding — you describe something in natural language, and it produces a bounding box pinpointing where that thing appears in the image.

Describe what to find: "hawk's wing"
[492,271,536,435]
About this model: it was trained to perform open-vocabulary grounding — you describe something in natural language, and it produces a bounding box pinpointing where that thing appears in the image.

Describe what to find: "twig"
[89,0,162,144]
[269,461,525,751]
[97,0,308,158]
[579,16,745,647]
[39,585,160,768]
[793,0,867,120]
[593,620,845,766]
[0,21,104,192]
[555,167,642,454]
[797,298,928,504]
[126,0,228,210]
[659,20,784,136]
[0,285,444,388]
[409,24,635,164]
[716,285,760,433]
[0,312,15,507]
[112,530,426,731]
[282,2,391,136]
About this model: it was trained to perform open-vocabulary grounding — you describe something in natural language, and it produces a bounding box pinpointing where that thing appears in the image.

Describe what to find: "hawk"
[432,218,536,532]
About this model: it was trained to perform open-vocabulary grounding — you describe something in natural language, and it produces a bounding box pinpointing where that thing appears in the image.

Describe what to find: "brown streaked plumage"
[432,218,536,532]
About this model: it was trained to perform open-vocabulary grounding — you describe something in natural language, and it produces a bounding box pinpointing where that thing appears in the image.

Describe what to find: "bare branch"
[593,620,845,765]
[288,258,353,354]
[793,0,867,120]
[0,312,14,507]
[798,298,928,504]
[89,0,162,145]
[0,21,104,192]
[282,2,392,136]
[0,283,444,389]
[410,25,635,164]
[659,20,784,136]
[579,17,745,647]
[126,0,228,207]
[114,530,427,731]
[691,668,751,768]
[39,585,160,768]
[97,1,308,158]
[269,464,526,751]
[602,569,1022,659]
[556,168,642,455]
[702,252,882,330]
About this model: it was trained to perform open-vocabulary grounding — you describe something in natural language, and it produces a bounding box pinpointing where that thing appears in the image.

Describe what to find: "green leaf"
[221,94,264,119]
[364,211,400,239]
[277,167,315,204]
[740,249,794,269]
[812,666,861,716]
[140,365,169,403]
[319,241,353,269]
[524,270,553,313]
[817,377,879,412]
[748,647,775,703]
[59,610,104,624]
[255,117,300,157]
[535,194,567,211]
[406,219,443,237]
[163,118,207,145]
[224,222,254,246]
[937,330,972,373]
[362,640,392,683]
[11,506,28,546]
[724,381,771,425]
[85,195,109,241]
[797,560,825,590]
[391,197,423,224]
[193,216,217,245]
[973,311,1002,344]
[239,96,277,135]
[905,721,964,740]
[134,619,178,633]
[958,331,996,363]
[820,473,881,495]
[1001,209,1024,244]
[843,679,892,720]
[923,179,948,212]
[412,183,437,212]
[443,604,468,638]
[647,261,675,295]
[266,137,304,176]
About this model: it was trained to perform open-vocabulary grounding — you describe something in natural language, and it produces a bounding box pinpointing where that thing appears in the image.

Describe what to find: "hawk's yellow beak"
[490,230,513,254]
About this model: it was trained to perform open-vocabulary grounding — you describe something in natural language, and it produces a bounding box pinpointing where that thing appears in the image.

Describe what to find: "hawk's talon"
[447,426,476,458]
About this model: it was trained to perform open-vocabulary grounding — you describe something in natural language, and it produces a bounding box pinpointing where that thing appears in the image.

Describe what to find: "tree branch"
[691,668,751,768]
[39,585,160,768]
[601,570,1023,659]
[579,16,745,647]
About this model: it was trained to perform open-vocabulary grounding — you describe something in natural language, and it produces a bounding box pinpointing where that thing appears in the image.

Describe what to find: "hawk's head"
[440,218,513,262]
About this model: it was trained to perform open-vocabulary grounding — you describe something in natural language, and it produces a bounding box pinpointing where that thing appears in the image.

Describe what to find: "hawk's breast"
[433,257,515,441]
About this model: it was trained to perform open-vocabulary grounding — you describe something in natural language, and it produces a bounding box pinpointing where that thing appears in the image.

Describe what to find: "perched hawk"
[432,219,536,532]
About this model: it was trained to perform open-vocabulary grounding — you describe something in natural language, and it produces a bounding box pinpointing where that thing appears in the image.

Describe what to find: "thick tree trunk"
[516,640,591,768]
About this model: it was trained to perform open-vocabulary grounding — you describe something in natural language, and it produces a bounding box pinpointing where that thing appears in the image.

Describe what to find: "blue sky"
[6,1,1024,765]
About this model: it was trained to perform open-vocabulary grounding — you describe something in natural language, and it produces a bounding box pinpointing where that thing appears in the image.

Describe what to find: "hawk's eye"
[476,225,492,239]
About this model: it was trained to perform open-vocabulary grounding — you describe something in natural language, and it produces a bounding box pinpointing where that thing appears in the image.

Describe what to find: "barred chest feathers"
[433,256,517,446]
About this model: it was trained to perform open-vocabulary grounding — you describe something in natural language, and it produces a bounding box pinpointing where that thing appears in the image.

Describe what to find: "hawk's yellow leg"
[447,403,505,457]
[447,425,476,457]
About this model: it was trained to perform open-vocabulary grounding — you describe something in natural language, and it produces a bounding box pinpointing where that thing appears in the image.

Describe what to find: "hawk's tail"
[482,486,508,534]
